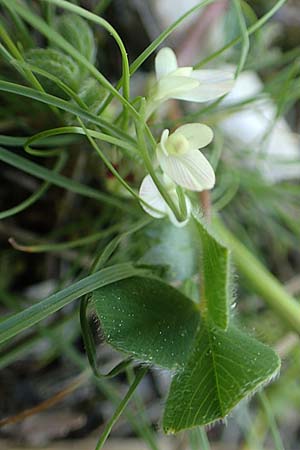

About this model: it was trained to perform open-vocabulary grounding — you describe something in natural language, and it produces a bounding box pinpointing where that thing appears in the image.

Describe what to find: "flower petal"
[139,175,191,227]
[168,196,191,228]
[159,129,170,155]
[155,47,178,80]
[171,67,193,77]
[173,70,235,102]
[155,76,199,102]
[157,148,215,191]
[174,123,213,149]
[139,175,167,218]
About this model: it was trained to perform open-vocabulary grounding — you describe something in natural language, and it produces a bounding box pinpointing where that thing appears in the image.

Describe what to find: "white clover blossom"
[139,47,225,225]
[156,123,215,191]
[139,174,190,227]
[152,47,235,105]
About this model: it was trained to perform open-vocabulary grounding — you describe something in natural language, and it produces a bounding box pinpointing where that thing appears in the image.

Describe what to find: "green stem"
[80,295,132,380]
[195,0,287,69]
[176,186,188,218]
[9,223,121,253]
[94,366,148,450]
[0,80,134,143]
[0,22,59,116]
[92,217,152,271]
[0,151,67,219]
[93,0,112,15]
[126,367,159,450]
[2,0,137,119]
[41,0,130,103]
[77,117,143,203]
[0,263,147,344]
[189,427,211,450]
[233,0,250,77]
[65,346,158,450]
[0,23,41,91]
[0,145,129,212]
[97,0,215,116]
[135,102,184,222]
[259,392,285,450]
[214,218,300,333]
[24,125,138,157]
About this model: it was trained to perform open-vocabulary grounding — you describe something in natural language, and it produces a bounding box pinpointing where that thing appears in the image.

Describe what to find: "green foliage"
[0,146,126,210]
[78,77,106,113]
[93,276,199,369]
[25,48,81,98]
[194,217,231,330]
[54,13,96,66]
[93,226,280,431]
[163,320,280,431]
[0,264,146,344]
[138,219,198,282]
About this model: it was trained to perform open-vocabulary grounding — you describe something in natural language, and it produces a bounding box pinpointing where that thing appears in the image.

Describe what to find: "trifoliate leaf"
[163,320,280,432]
[194,217,231,330]
[78,78,106,114]
[138,219,198,282]
[92,276,200,369]
[25,48,80,98]
[55,14,96,67]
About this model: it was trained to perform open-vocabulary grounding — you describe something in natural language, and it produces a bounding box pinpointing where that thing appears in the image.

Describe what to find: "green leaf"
[2,1,134,117]
[25,48,80,98]
[54,13,96,66]
[78,78,106,114]
[163,321,280,432]
[194,217,231,330]
[0,80,134,141]
[138,219,198,282]
[92,276,200,369]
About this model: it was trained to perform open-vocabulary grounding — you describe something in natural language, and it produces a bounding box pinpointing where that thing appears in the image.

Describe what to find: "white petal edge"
[175,123,214,149]
[155,47,178,80]
[168,195,192,228]
[139,175,167,218]
[157,149,215,192]
[139,175,192,227]
[170,67,193,77]
[159,129,170,155]
[191,69,235,83]
[173,70,235,102]
[155,76,199,102]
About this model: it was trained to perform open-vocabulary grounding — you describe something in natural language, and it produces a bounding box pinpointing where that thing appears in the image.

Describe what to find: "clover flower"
[156,123,215,191]
[139,174,190,227]
[152,47,235,104]
[139,47,225,225]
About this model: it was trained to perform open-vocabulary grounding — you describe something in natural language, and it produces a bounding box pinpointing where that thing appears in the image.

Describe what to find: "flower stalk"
[214,217,300,333]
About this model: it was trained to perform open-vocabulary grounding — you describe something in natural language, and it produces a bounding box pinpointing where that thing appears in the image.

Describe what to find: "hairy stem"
[214,218,300,333]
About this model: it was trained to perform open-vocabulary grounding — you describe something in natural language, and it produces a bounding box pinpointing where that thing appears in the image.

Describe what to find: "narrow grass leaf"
[0,146,129,211]
[0,151,66,219]
[0,264,145,344]
[0,81,133,142]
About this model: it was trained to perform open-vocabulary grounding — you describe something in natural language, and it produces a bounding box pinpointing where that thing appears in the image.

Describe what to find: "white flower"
[139,174,190,227]
[156,123,215,192]
[153,47,235,104]
[219,69,300,183]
